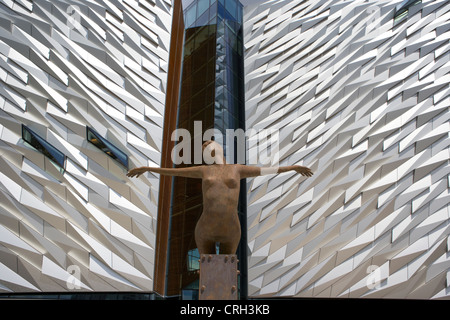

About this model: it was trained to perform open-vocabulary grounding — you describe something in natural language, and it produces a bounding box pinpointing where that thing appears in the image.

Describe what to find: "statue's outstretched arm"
[127,166,203,179]
[277,165,313,177]
[238,164,313,178]
[237,164,261,178]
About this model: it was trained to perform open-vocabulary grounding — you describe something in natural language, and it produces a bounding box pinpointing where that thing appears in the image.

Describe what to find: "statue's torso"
[196,164,241,245]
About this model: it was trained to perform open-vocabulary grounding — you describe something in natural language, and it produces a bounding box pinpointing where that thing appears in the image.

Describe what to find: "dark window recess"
[394,0,422,25]
[86,127,128,168]
[22,125,66,171]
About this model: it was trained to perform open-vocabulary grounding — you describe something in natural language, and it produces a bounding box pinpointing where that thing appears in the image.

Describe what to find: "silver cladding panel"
[0,0,173,292]
[243,0,450,299]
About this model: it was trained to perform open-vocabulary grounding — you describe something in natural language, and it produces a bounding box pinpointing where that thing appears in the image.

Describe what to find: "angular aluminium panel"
[0,0,173,292]
[243,0,450,299]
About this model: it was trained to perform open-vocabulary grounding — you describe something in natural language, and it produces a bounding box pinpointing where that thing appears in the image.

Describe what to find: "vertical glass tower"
[166,0,246,299]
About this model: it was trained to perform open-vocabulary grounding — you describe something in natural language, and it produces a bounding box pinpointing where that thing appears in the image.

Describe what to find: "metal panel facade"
[0,0,172,292]
[243,0,449,299]
[0,0,449,300]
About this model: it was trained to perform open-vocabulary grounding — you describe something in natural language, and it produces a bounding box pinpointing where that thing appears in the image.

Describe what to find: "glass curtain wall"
[167,0,246,299]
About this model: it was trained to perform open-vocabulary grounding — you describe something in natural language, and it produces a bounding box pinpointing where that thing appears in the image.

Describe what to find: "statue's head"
[202,140,225,165]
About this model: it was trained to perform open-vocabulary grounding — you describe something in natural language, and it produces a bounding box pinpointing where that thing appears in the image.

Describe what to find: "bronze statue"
[127,140,313,255]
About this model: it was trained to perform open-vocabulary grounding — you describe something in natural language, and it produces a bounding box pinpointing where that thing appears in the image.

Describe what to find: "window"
[187,248,200,272]
[394,0,422,25]
[86,127,128,168]
[225,0,238,20]
[22,125,66,173]
[185,2,197,28]
[197,0,210,18]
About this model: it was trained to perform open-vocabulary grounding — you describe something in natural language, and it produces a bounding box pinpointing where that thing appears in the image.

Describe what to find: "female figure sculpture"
[127,140,313,255]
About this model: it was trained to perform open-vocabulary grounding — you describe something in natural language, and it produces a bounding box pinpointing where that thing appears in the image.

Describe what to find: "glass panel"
[22,125,32,144]
[237,38,242,56]
[196,9,210,26]
[209,2,217,23]
[22,125,65,170]
[185,3,197,27]
[182,288,199,300]
[187,248,200,271]
[393,0,421,25]
[168,0,246,297]
[237,1,242,23]
[197,0,209,18]
[183,37,195,57]
[394,9,409,25]
[87,127,128,168]
[217,2,225,20]
[395,0,421,12]
[225,0,237,20]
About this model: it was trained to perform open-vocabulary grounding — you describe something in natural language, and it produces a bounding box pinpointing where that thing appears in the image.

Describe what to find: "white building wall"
[0,0,172,292]
[243,0,450,298]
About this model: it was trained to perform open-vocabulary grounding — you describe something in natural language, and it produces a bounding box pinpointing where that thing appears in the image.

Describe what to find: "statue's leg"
[195,223,215,254]
[219,242,236,255]
[195,214,217,255]
[218,221,241,254]
[197,239,216,255]
[220,234,240,254]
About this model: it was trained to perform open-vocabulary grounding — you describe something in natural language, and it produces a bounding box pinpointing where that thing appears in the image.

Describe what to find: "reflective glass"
[87,127,128,168]
[393,0,421,25]
[22,125,65,170]
[225,0,237,20]
[187,248,200,271]
[217,2,225,20]
[170,0,246,298]
[197,0,209,18]
[237,1,242,23]
[196,9,210,26]
[209,3,217,24]
[394,10,408,25]
[185,3,197,27]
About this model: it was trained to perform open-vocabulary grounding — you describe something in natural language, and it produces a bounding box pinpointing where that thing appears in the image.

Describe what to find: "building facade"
[162,0,247,299]
[0,0,173,293]
[0,0,449,299]
[243,0,450,299]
